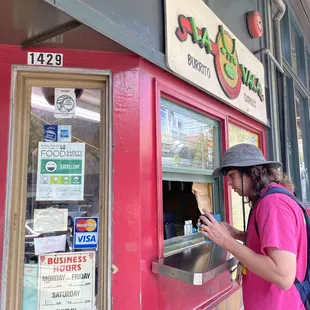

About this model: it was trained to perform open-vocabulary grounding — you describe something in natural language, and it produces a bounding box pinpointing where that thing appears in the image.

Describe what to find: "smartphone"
[203,213,221,242]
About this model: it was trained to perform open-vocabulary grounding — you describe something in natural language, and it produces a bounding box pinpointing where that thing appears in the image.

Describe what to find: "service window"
[5,70,111,310]
[160,98,222,256]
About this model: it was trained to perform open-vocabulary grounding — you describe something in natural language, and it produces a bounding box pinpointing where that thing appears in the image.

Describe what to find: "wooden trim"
[5,69,111,310]
[98,82,112,310]
[6,71,31,310]
[29,79,104,89]
[19,70,109,83]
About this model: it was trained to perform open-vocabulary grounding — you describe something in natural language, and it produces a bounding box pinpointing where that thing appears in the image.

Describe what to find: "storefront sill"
[152,243,238,285]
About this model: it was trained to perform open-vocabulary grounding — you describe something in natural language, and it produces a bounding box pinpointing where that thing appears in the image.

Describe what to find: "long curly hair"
[239,166,294,207]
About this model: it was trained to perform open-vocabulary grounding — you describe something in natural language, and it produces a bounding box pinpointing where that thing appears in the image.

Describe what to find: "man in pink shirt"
[200,144,307,310]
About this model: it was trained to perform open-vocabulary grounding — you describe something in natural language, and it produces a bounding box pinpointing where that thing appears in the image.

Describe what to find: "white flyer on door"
[54,88,76,118]
[34,208,68,233]
[36,142,85,201]
[34,235,66,255]
[37,251,95,310]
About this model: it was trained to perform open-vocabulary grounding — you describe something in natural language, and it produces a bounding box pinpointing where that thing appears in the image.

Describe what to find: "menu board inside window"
[161,99,218,173]
[228,123,259,231]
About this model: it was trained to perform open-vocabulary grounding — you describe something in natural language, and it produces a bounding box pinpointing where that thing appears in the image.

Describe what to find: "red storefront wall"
[0,45,266,309]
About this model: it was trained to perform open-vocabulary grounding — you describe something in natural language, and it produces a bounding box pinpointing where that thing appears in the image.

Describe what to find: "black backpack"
[254,187,310,309]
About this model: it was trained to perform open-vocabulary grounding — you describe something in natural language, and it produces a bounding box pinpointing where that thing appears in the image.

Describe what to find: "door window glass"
[161,99,218,173]
[23,86,101,310]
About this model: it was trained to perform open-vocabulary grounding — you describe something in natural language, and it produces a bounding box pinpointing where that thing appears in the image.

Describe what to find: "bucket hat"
[212,143,282,178]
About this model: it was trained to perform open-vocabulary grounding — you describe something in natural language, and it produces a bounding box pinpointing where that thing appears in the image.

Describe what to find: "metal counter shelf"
[152,242,238,285]
[164,232,205,257]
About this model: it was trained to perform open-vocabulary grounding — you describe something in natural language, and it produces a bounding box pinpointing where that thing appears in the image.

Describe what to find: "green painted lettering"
[240,65,249,85]
[189,17,201,43]
[201,28,212,53]
[256,80,262,97]
[252,78,258,92]
[247,73,254,90]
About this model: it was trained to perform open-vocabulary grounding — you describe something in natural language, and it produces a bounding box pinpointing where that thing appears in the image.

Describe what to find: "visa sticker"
[73,217,99,250]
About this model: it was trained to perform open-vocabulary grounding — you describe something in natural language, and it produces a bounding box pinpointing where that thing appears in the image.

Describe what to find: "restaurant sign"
[165,0,267,124]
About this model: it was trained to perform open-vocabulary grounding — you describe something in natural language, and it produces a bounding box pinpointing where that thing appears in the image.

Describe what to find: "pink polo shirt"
[242,184,307,310]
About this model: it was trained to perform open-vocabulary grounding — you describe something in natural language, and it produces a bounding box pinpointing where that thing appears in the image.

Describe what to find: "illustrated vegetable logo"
[175,15,264,102]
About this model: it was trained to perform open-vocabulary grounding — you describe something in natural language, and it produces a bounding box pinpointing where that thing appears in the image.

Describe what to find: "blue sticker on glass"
[57,125,72,142]
[44,125,58,142]
[59,129,69,138]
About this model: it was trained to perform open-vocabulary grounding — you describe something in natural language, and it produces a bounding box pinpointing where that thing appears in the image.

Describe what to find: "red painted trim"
[154,80,165,258]
[221,116,231,223]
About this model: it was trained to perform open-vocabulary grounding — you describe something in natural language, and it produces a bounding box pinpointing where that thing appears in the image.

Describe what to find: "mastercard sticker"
[73,217,99,250]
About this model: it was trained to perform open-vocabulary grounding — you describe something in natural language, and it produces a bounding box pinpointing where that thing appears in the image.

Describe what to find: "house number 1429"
[27,52,63,66]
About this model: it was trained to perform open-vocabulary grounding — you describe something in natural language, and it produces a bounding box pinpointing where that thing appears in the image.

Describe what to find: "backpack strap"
[255,187,310,283]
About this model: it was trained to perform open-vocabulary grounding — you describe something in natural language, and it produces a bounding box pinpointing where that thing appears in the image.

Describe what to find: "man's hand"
[200,209,235,248]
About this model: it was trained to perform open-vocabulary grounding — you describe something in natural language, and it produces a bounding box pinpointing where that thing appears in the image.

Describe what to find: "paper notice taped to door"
[54,88,76,118]
[36,142,85,201]
[34,235,66,255]
[23,264,38,310]
[34,208,68,233]
[38,251,95,310]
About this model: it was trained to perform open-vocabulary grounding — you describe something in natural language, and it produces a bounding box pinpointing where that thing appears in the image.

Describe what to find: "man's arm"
[200,210,297,290]
[221,222,246,242]
[224,237,296,290]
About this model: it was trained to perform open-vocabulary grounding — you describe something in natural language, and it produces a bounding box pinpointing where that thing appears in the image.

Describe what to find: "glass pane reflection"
[161,104,216,171]
[23,86,101,310]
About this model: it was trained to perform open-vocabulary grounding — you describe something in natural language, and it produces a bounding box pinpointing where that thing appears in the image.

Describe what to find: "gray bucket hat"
[212,143,282,178]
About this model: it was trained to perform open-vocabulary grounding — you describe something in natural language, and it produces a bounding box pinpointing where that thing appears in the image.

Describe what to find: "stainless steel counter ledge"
[152,242,238,285]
